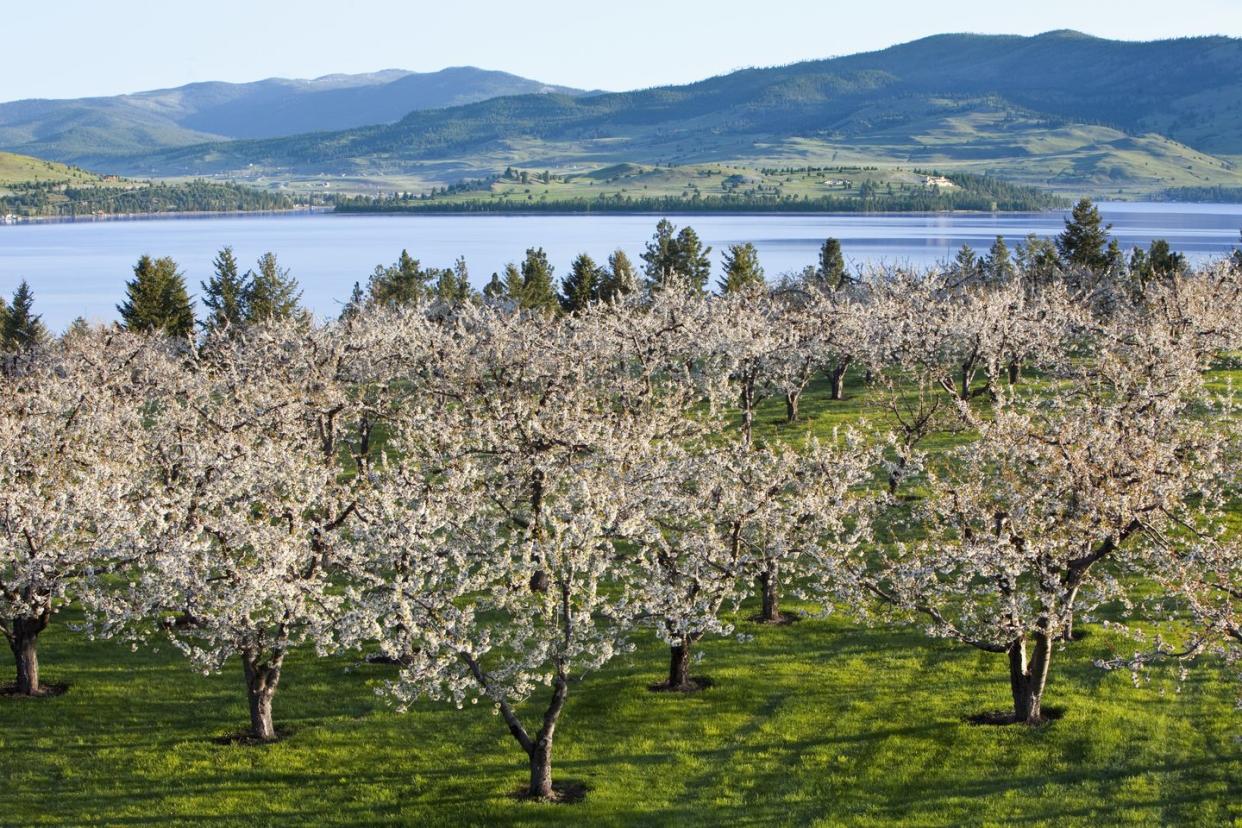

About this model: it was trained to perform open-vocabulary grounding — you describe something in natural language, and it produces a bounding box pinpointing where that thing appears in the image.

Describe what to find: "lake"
[2,202,1241,329]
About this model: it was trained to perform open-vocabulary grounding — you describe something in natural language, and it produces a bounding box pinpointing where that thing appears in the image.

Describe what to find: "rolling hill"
[0,68,591,165]
[103,31,1242,197]
[0,150,109,188]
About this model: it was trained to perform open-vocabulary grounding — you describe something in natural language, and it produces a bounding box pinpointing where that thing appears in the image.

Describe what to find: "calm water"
[2,202,1241,329]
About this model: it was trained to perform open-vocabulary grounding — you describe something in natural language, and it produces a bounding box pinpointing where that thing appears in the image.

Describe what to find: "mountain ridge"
[0,67,592,163]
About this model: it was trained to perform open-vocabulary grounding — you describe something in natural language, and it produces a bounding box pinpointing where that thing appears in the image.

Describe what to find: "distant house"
[923,175,955,188]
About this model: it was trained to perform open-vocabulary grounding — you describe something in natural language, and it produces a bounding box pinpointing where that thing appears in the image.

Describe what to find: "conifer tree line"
[0,202,1240,802]
[12,200,1232,337]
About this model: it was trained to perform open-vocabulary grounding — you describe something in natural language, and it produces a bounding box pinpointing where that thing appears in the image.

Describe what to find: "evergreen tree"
[431,257,474,305]
[1056,198,1112,271]
[984,236,1016,284]
[118,255,195,337]
[200,246,249,334]
[500,262,524,300]
[641,218,679,290]
[367,250,430,308]
[1,280,47,352]
[340,281,366,321]
[815,238,848,289]
[1128,246,1150,288]
[672,226,712,292]
[1015,234,1062,291]
[62,317,92,342]
[482,272,507,300]
[718,242,765,294]
[516,247,558,312]
[952,244,983,284]
[559,253,603,312]
[1130,239,1187,289]
[245,253,305,323]
[599,249,638,301]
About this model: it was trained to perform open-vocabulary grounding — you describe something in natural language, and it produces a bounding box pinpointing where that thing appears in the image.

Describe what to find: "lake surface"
[2,202,1241,329]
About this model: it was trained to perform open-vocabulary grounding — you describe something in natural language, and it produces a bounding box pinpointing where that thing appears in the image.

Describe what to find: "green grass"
[0,151,108,192]
[2,372,1239,826]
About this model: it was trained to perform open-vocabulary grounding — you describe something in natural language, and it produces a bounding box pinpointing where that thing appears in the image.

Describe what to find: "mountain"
[107,31,1242,196]
[0,68,591,165]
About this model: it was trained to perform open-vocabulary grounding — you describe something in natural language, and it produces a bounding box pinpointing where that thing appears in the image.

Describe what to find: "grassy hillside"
[334,164,1064,212]
[0,151,108,188]
[0,151,300,218]
[1,371,1237,826]
[105,31,1242,198]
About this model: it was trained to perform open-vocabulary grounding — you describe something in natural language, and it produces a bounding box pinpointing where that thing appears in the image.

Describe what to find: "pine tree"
[641,218,679,290]
[718,242,765,294]
[1016,234,1061,291]
[367,250,430,308]
[1056,198,1112,271]
[599,249,638,302]
[201,246,249,334]
[500,262,524,300]
[62,317,92,342]
[815,238,848,289]
[482,272,507,300]
[118,255,195,337]
[1,280,47,352]
[952,245,983,284]
[245,253,305,323]
[432,257,474,305]
[516,247,558,312]
[984,236,1015,284]
[559,253,603,312]
[1131,239,1187,289]
[672,226,712,293]
[340,281,366,320]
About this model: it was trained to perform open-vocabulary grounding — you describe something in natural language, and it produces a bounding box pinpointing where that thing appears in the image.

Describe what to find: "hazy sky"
[5,0,1241,101]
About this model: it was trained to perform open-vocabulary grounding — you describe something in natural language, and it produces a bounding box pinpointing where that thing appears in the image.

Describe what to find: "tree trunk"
[667,641,693,690]
[887,454,909,495]
[242,651,283,741]
[8,615,48,696]
[525,671,568,798]
[1060,583,1081,642]
[1007,358,1022,385]
[784,390,800,423]
[830,362,849,401]
[528,740,554,799]
[757,564,781,623]
[740,381,755,445]
[1007,631,1053,724]
[960,364,971,400]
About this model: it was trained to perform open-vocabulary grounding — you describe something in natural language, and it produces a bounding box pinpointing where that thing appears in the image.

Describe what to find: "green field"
[2,371,1238,827]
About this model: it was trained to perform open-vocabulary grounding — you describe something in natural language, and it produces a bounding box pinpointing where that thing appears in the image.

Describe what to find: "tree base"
[748,611,800,625]
[647,676,715,694]
[512,780,588,804]
[0,681,67,698]
[212,726,293,746]
[966,706,1065,727]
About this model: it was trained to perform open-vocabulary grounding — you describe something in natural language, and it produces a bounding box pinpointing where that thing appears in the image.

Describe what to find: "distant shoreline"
[1,205,1070,226]
[0,206,330,226]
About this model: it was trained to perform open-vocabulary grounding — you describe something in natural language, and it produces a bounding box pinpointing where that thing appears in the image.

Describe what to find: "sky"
[4,0,1241,102]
